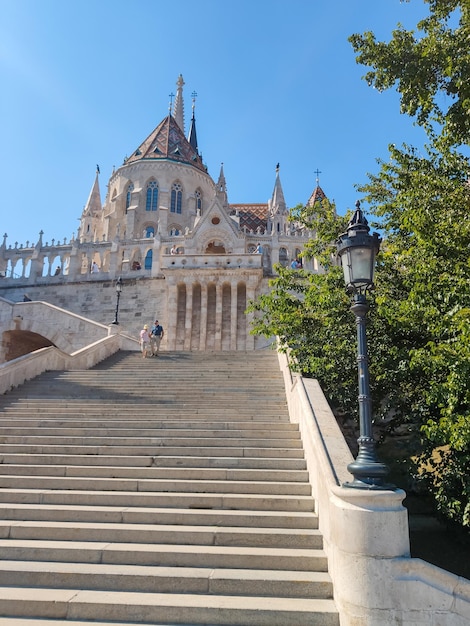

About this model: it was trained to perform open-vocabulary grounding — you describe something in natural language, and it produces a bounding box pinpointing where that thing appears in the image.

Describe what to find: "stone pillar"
[126,207,136,240]
[199,282,208,351]
[167,282,178,351]
[215,282,222,351]
[245,283,256,350]
[184,281,193,351]
[328,487,410,625]
[230,281,238,350]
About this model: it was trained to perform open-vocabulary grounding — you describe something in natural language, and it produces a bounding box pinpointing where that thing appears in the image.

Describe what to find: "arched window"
[145,226,155,237]
[146,181,158,211]
[144,249,153,270]
[125,183,134,214]
[171,182,183,214]
[195,189,202,214]
[169,227,181,236]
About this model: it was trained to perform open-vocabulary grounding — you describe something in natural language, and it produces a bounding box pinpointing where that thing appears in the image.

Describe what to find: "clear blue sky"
[0,0,429,247]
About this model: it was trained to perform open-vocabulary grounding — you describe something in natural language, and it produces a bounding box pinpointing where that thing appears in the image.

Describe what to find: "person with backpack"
[150,319,164,356]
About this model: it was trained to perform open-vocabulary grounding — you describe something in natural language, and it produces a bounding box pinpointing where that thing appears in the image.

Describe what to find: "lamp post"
[111,276,123,325]
[336,201,393,490]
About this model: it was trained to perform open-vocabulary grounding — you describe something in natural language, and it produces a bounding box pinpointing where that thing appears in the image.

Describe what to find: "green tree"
[360,143,470,528]
[250,0,470,528]
[349,0,470,147]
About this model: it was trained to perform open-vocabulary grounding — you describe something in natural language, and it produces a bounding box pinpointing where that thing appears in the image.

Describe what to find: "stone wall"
[0,275,272,356]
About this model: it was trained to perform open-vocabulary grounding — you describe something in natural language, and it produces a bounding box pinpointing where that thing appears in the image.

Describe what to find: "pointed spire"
[216,163,228,208]
[270,163,287,215]
[188,91,198,153]
[173,74,185,133]
[83,169,102,217]
[217,163,227,194]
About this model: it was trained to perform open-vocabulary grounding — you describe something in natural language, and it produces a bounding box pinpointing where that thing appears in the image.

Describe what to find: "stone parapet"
[277,347,470,625]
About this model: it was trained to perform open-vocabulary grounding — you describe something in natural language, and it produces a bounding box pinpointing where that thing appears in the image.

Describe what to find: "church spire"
[216,163,228,208]
[270,163,287,215]
[173,74,185,133]
[188,91,198,153]
[82,168,102,217]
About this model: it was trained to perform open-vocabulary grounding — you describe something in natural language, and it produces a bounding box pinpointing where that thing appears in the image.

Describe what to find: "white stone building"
[0,75,326,352]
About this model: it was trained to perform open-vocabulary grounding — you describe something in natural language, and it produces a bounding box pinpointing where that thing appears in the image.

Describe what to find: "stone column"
[167,282,178,351]
[184,281,193,351]
[199,282,208,351]
[245,282,256,350]
[215,282,222,351]
[230,280,238,350]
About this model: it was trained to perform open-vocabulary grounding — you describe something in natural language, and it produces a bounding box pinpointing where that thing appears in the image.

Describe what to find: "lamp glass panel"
[341,252,352,285]
[349,246,374,286]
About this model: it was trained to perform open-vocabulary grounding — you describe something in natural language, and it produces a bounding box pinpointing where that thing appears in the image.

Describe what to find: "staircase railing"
[278,348,470,624]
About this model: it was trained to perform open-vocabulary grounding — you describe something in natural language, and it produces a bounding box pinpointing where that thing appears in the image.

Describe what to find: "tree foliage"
[250,0,470,529]
[349,0,470,147]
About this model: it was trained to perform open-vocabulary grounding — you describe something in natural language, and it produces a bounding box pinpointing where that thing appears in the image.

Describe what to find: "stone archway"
[2,330,55,362]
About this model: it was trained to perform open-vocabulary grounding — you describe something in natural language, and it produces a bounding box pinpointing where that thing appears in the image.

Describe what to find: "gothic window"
[146,181,158,212]
[144,249,153,270]
[145,226,155,237]
[125,183,134,214]
[279,247,288,267]
[195,189,202,214]
[171,182,183,214]
[169,227,181,236]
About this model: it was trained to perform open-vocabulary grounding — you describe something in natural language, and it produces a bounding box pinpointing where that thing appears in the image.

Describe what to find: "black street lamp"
[111,276,123,325]
[336,201,393,490]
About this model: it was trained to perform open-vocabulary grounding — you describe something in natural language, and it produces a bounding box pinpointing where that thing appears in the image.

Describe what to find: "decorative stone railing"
[161,253,262,271]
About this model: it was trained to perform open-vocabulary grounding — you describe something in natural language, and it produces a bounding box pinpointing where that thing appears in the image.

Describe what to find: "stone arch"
[3,329,55,362]
[199,227,233,254]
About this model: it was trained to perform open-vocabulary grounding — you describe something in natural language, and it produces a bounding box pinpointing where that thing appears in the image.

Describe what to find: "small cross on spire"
[168,92,175,113]
[314,168,322,184]
[191,91,198,110]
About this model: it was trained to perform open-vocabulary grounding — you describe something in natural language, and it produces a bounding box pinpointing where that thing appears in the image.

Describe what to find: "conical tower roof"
[307,185,327,207]
[126,114,206,173]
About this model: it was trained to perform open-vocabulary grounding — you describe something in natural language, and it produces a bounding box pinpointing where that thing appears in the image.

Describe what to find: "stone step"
[0,503,318,528]
[0,420,298,431]
[0,350,339,624]
[0,475,311,496]
[0,560,333,598]
[0,453,307,469]
[0,464,309,482]
[0,520,321,548]
[0,489,315,511]
[0,436,302,448]
[0,540,327,571]
[1,406,289,417]
[0,445,305,458]
[0,586,339,625]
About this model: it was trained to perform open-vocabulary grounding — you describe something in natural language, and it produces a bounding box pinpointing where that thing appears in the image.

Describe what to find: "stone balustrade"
[162,253,262,270]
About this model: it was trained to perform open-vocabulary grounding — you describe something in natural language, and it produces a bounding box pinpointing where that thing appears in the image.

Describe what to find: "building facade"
[0,75,326,352]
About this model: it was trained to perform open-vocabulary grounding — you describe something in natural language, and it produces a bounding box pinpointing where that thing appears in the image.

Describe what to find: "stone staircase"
[0,350,339,625]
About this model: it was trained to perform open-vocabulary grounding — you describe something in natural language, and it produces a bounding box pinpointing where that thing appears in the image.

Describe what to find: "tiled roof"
[126,115,206,173]
[230,204,268,232]
[307,185,327,207]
